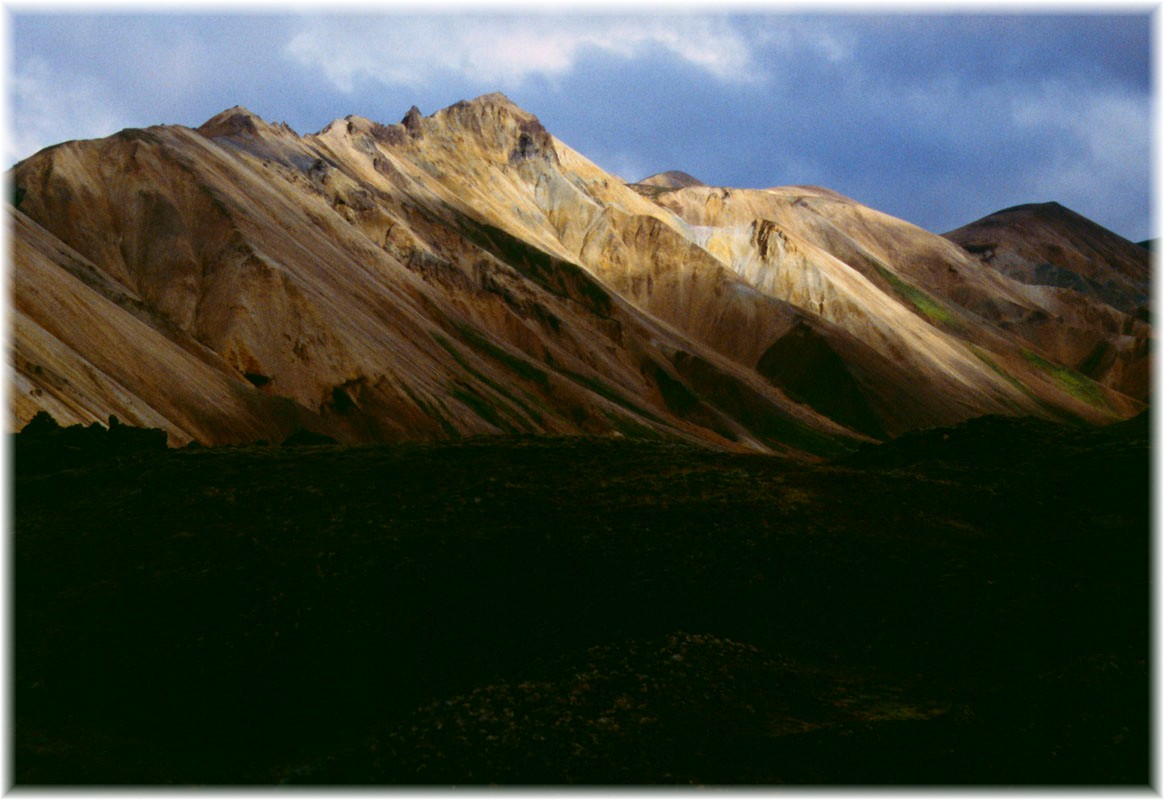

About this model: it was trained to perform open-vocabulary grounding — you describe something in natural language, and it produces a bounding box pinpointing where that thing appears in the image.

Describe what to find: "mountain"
[8,93,1149,452]
[945,202,1150,316]
[944,203,1151,398]
[10,94,1151,785]
[636,170,705,189]
[627,170,707,197]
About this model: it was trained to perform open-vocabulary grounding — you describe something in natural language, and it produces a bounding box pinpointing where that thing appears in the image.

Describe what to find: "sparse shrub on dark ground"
[13,411,168,474]
[12,418,1149,785]
[281,428,341,447]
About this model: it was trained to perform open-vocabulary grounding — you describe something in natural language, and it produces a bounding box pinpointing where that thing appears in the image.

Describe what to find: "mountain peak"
[944,199,1150,311]
[306,94,544,157]
[441,92,540,126]
[958,200,1133,246]
[636,171,706,190]
[464,91,520,110]
[424,92,558,167]
[401,105,423,133]
[198,106,293,140]
[994,200,1071,218]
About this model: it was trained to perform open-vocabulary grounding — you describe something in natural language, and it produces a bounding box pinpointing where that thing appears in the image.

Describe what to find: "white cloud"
[832,66,1151,237]
[9,57,129,164]
[1011,82,1150,180]
[284,15,758,93]
[1009,81,1151,237]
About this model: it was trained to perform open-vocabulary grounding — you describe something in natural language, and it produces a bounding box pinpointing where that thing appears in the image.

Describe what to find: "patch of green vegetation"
[1021,348,1111,411]
[872,263,956,327]
[966,345,1092,424]
[966,346,1027,407]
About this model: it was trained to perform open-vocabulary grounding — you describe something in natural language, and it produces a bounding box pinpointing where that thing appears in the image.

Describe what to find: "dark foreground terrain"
[13,413,1150,785]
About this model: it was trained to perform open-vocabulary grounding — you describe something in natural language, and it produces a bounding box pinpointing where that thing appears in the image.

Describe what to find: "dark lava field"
[12,413,1150,785]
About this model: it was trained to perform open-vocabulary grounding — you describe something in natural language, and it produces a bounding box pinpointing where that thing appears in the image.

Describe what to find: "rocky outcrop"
[13,411,168,473]
[402,105,423,136]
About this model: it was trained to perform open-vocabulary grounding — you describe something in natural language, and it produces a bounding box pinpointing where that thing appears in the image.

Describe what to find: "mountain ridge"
[8,93,1149,452]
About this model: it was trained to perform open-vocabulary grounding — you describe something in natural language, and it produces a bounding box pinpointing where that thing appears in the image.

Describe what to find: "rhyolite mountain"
[9,93,1150,453]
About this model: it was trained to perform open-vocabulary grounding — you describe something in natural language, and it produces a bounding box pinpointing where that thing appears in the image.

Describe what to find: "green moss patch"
[1022,348,1111,410]
[872,263,956,328]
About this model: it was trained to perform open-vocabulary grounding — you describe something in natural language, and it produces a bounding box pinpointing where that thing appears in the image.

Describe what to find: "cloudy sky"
[8,10,1154,240]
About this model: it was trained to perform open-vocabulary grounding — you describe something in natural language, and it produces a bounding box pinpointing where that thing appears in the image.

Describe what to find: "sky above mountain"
[8,10,1153,241]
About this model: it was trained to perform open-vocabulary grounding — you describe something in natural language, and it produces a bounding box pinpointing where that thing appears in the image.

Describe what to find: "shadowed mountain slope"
[9,93,1149,451]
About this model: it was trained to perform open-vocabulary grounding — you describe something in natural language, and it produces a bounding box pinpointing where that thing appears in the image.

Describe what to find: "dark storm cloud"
[820,14,1150,92]
[517,13,1150,238]
[9,11,1152,240]
[779,13,1153,239]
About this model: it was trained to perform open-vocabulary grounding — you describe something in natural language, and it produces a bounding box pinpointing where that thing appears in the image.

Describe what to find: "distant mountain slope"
[8,93,1148,451]
[944,203,1151,397]
[628,171,707,195]
[945,202,1150,312]
[642,183,1150,407]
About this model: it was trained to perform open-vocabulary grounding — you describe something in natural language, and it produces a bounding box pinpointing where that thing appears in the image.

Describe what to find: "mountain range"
[11,92,1151,785]
[9,92,1151,454]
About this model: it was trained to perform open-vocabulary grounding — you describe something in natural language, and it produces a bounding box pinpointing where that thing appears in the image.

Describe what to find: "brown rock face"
[8,93,1149,453]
